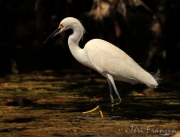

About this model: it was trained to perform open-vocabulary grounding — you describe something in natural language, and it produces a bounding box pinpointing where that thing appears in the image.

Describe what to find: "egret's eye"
[58,24,64,29]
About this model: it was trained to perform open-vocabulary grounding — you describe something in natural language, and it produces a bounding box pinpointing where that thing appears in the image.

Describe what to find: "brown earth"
[0,70,180,137]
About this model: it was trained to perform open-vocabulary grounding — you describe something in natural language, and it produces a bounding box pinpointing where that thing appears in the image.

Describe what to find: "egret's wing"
[86,47,136,81]
[85,39,144,79]
[86,39,144,71]
[87,51,104,73]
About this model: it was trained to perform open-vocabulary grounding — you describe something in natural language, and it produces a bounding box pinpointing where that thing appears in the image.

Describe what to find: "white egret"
[44,17,159,118]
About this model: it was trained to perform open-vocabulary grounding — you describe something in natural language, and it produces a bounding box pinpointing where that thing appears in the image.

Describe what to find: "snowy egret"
[44,17,159,118]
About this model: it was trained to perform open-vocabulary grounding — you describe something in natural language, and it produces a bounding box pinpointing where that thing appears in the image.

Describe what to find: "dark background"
[0,0,180,76]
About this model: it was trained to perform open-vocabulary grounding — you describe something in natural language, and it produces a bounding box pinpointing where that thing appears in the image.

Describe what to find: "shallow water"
[0,70,179,136]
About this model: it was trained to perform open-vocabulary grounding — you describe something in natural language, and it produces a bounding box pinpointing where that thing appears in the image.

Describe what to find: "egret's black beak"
[43,28,60,44]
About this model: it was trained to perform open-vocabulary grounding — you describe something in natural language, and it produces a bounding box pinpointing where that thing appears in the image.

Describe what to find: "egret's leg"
[107,78,114,117]
[106,74,121,105]
[82,74,121,118]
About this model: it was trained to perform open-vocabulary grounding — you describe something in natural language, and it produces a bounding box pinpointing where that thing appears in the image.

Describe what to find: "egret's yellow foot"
[99,109,103,118]
[82,105,104,118]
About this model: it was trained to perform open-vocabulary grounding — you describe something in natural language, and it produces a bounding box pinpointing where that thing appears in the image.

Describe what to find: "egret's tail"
[137,69,160,88]
[148,69,160,88]
[152,69,160,81]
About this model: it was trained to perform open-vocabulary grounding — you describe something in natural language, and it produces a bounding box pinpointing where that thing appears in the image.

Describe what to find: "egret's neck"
[68,27,83,55]
[68,28,87,65]
[68,27,83,44]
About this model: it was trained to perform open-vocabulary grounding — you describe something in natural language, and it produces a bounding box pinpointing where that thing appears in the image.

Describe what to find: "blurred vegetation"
[0,0,180,75]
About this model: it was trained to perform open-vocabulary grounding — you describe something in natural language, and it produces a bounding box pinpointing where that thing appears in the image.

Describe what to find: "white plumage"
[84,39,158,87]
[44,17,159,117]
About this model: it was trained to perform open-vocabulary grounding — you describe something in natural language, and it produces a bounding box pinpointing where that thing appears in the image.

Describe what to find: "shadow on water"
[0,128,30,133]
[4,117,35,123]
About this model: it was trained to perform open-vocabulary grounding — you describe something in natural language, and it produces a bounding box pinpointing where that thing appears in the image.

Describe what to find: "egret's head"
[44,17,85,44]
